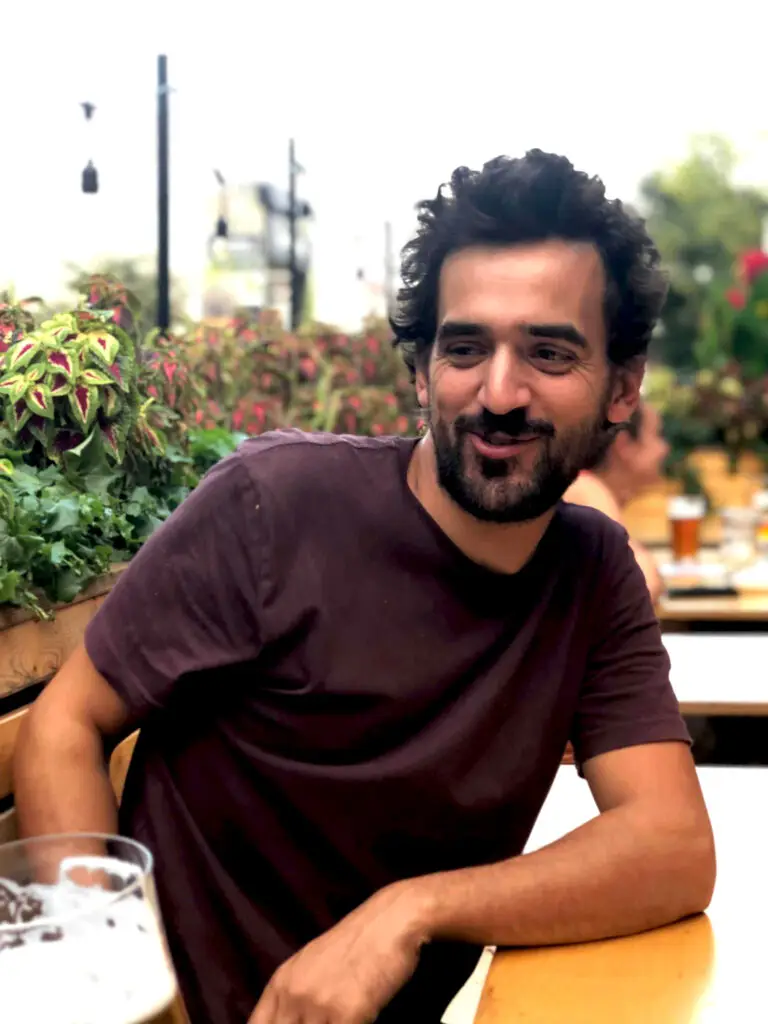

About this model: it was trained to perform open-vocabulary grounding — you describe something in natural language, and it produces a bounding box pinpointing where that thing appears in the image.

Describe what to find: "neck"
[586,464,633,508]
[407,434,555,575]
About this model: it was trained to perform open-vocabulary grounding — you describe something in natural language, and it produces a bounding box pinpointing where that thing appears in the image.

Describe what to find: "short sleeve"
[571,526,691,771]
[85,451,264,724]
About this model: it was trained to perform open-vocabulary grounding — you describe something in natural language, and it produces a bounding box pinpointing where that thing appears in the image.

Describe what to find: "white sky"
[3,1,767,324]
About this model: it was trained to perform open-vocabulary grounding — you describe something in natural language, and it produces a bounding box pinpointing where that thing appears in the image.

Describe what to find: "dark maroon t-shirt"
[86,431,689,1024]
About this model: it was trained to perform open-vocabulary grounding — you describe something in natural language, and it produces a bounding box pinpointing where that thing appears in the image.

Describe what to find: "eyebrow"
[435,321,488,342]
[524,323,588,348]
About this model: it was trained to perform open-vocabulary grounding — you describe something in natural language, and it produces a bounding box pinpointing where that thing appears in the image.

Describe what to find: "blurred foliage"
[143,311,416,440]
[640,135,768,369]
[67,257,185,337]
[0,273,418,616]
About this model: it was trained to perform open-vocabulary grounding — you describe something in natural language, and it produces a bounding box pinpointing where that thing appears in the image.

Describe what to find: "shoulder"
[556,501,632,568]
[232,429,413,502]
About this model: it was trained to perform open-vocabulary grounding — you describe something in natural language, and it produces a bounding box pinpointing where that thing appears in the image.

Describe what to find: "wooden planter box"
[0,567,126,708]
[624,449,763,547]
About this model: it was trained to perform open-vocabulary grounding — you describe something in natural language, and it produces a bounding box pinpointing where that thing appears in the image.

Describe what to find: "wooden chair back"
[0,710,187,1023]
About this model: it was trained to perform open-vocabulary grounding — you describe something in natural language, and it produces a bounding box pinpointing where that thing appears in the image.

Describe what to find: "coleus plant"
[0,307,164,467]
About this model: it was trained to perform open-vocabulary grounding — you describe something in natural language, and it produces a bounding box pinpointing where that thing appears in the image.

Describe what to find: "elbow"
[679,823,717,917]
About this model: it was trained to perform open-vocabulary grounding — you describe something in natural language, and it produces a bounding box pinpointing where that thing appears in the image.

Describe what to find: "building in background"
[203,182,312,324]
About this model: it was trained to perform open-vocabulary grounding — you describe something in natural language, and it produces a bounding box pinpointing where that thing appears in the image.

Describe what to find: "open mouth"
[468,433,540,460]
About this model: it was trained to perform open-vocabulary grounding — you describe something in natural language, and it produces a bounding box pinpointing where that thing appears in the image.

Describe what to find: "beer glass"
[668,495,706,563]
[0,833,179,1024]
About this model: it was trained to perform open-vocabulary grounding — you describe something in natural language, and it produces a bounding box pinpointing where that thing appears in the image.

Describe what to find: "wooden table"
[475,765,768,1023]
[660,593,768,627]
[664,633,768,716]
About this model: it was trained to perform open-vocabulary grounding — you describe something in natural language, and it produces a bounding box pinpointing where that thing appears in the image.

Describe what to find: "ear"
[605,360,644,427]
[415,365,429,409]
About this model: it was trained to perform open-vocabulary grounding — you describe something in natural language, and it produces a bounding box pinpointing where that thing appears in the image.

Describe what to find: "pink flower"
[742,250,768,285]
[726,288,746,310]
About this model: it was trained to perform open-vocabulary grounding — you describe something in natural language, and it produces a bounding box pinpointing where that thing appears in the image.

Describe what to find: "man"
[564,401,669,601]
[15,150,715,1024]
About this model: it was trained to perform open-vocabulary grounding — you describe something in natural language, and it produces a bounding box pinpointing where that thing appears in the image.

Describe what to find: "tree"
[639,135,768,369]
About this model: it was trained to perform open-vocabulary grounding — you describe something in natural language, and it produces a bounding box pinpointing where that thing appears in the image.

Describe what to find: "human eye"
[531,345,577,373]
[443,340,487,364]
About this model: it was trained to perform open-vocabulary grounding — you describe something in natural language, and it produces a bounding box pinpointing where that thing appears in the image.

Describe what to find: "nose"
[477,347,532,415]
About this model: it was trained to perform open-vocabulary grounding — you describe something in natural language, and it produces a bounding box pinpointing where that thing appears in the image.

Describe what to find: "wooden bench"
[0,712,186,1022]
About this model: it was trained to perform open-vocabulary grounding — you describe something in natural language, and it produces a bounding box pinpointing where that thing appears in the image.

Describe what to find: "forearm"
[14,714,119,839]
[406,802,714,949]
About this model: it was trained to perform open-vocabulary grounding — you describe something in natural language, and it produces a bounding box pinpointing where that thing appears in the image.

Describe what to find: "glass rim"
[0,832,153,936]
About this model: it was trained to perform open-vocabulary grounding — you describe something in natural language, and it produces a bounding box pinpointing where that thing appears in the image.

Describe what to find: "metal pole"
[288,138,299,330]
[157,54,170,332]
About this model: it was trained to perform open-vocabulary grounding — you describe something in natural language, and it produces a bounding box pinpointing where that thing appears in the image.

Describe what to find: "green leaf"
[0,459,12,476]
[47,497,80,532]
[49,540,70,566]
[0,570,21,603]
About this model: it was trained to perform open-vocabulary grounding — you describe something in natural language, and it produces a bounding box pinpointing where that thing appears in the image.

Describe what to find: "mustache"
[454,409,556,441]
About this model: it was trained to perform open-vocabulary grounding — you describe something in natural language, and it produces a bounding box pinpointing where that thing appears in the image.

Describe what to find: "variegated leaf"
[48,373,71,397]
[137,420,165,455]
[79,367,114,387]
[27,415,51,445]
[6,339,40,371]
[48,349,75,378]
[100,423,125,462]
[102,387,120,416]
[68,384,96,430]
[87,332,119,366]
[25,365,44,382]
[10,398,31,432]
[106,361,127,391]
[0,373,27,402]
[26,383,54,419]
[0,458,13,476]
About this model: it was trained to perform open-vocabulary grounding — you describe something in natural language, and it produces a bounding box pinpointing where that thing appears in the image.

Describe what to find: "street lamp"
[80,102,98,194]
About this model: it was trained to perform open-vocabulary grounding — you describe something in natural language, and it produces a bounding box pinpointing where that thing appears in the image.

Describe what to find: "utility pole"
[157,54,170,333]
[288,138,299,331]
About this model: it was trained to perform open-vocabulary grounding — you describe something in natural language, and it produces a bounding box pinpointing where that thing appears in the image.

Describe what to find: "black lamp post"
[156,54,171,333]
[81,102,98,194]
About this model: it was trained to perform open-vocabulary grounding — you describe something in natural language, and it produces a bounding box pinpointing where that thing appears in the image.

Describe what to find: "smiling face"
[416,242,642,523]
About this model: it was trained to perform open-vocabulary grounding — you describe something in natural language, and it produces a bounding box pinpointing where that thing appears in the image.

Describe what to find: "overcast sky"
[3,1,766,323]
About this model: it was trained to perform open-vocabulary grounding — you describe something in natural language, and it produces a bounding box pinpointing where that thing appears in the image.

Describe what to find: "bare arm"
[407,742,714,947]
[14,644,131,839]
[249,743,715,1022]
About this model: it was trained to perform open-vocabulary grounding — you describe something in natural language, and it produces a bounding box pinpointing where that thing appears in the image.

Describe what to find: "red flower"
[726,288,746,310]
[741,250,768,285]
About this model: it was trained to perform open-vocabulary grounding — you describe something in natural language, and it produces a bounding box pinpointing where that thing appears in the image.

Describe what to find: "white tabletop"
[663,633,768,715]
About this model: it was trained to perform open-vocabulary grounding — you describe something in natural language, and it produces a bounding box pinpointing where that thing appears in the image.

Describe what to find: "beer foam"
[0,856,177,1024]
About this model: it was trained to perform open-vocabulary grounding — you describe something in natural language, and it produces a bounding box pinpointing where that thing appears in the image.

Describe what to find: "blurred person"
[565,401,669,601]
[15,151,714,1024]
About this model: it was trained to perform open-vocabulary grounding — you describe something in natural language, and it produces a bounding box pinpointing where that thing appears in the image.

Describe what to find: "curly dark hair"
[391,150,667,377]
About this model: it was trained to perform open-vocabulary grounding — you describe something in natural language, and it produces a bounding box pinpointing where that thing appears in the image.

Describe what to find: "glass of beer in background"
[0,833,181,1023]
[669,495,706,563]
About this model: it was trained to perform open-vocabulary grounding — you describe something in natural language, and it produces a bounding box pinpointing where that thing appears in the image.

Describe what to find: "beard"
[430,398,613,524]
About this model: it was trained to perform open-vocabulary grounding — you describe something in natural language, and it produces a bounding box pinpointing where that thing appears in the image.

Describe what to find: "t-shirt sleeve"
[85,451,264,724]
[570,523,691,771]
